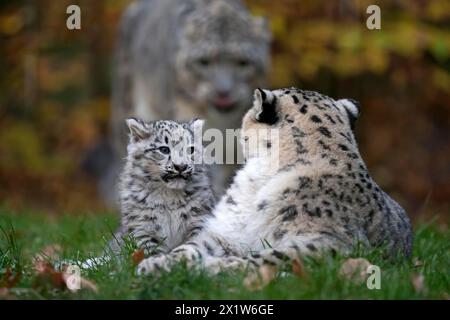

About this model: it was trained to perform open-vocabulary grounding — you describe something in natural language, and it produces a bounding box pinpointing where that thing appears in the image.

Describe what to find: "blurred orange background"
[0,0,448,224]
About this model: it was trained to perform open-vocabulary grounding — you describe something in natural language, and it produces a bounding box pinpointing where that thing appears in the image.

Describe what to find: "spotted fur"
[137,88,413,275]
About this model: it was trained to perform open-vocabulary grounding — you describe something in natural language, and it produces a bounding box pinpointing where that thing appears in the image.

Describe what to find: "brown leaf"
[60,264,99,293]
[131,249,145,265]
[32,244,62,273]
[339,258,371,284]
[0,288,16,300]
[33,270,66,290]
[32,247,98,293]
[0,269,21,288]
[292,258,307,278]
[61,270,99,293]
[33,259,53,274]
[243,264,277,291]
[411,273,427,294]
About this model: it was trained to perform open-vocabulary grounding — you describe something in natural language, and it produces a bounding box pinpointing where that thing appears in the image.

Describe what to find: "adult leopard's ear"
[125,118,149,141]
[188,118,204,157]
[188,118,205,132]
[338,99,361,130]
[253,88,278,125]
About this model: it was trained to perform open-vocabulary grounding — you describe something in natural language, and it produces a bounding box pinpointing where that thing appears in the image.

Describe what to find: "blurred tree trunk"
[23,1,39,112]
[84,0,108,98]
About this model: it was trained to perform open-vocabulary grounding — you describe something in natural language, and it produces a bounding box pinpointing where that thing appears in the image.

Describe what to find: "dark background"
[0,0,448,224]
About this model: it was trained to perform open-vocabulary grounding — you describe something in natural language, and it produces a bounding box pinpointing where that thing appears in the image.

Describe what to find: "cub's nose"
[173,164,188,173]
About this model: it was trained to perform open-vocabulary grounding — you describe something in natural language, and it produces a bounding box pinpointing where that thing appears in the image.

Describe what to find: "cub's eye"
[197,57,210,67]
[237,58,250,67]
[187,146,195,154]
[158,146,170,155]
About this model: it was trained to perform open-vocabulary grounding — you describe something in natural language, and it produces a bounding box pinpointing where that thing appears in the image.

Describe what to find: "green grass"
[0,207,448,300]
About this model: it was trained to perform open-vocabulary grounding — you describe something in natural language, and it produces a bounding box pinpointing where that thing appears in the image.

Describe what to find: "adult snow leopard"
[136,88,413,275]
[110,118,216,255]
[104,0,271,201]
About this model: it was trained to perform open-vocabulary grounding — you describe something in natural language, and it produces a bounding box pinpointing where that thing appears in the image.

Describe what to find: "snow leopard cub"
[110,118,216,255]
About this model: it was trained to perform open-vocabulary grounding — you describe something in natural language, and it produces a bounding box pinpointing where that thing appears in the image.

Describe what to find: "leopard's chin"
[164,177,187,190]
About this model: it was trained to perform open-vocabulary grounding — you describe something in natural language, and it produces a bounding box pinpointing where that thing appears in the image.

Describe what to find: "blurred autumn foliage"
[0,0,449,222]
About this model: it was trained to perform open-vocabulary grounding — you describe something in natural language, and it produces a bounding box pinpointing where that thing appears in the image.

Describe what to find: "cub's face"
[242,88,360,162]
[125,118,204,189]
[175,0,271,115]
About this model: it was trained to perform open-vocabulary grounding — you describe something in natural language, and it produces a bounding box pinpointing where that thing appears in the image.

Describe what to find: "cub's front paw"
[136,255,169,276]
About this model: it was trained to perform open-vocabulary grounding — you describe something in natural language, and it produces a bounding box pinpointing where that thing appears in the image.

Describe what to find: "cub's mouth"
[161,173,190,183]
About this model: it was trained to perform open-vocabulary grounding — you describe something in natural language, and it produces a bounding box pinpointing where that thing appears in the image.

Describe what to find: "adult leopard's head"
[176,0,271,114]
[242,88,361,167]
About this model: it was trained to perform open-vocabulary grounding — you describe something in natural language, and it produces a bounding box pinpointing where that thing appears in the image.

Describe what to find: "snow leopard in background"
[136,88,413,275]
[109,118,216,255]
[90,0,271,205]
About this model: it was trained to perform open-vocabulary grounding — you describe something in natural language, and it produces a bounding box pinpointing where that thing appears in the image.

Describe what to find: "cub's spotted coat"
[110,118,216,255]
[137,88,413,274]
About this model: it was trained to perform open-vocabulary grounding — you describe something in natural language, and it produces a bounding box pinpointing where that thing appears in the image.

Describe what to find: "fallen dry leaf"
[131,249,145,265]
[32,244,62,273]
[32,245,65,289]
[243,264,277,291]
[411,273,427,294]
[32,245,98,293]
[34,265,99,293]
[292,258,307,278]
[0,269,21,288]
[0,288,16,300]
[339,258,371,283]
[62,272,99,293]
[33,269,66,290]
[33,259,54,274]
[60,264,99,293]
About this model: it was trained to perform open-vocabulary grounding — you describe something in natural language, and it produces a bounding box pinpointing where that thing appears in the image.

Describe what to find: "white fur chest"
[124,187,196,251]
[207,158,291,254]
[146,206,188,250]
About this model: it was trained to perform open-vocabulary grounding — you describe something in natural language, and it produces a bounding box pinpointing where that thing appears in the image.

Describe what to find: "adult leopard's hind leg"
[203,233,355,274]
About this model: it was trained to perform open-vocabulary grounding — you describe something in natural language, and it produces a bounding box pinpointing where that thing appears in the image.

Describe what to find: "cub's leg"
[136,232,225,275]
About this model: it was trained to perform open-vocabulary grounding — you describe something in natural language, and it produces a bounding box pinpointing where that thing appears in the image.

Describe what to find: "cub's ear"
[338,99,361,130]
[253,88,278,125]
[125,118,149,141]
